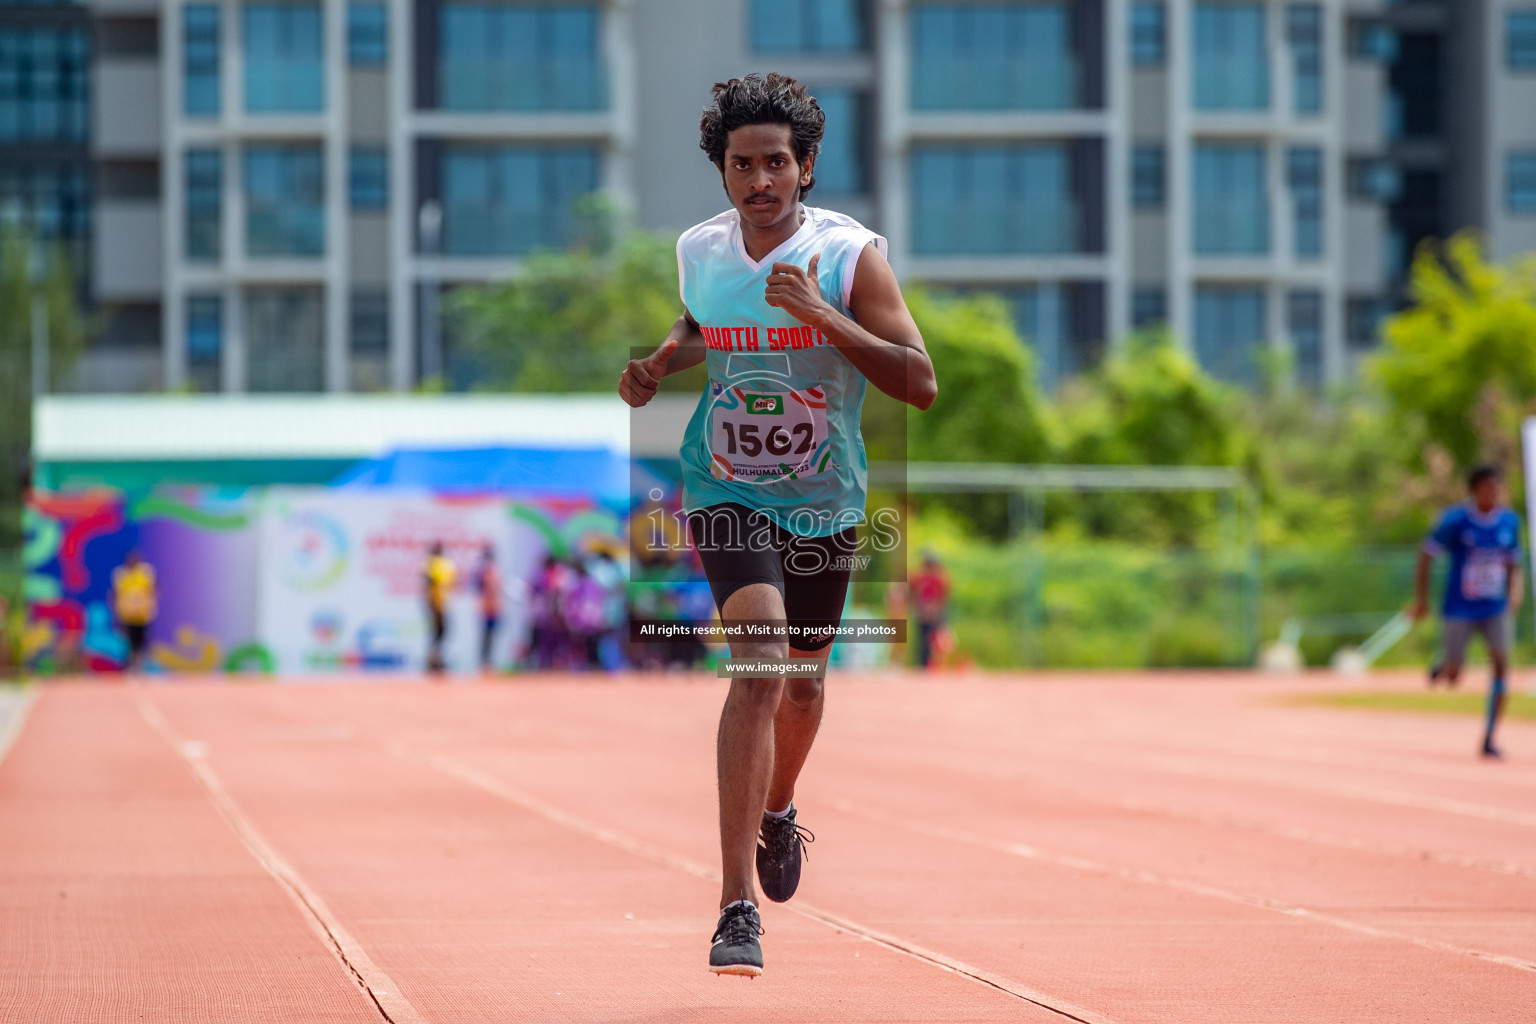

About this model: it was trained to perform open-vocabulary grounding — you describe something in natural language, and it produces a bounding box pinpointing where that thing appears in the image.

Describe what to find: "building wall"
[51,0,1536,397]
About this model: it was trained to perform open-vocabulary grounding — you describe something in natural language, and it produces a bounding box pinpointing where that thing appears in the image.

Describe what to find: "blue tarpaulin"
[333,446,650,503]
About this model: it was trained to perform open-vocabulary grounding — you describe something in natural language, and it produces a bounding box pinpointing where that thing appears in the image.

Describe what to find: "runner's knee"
[729,675,785,708]
[731,638,790,662]
[782,674,823,708]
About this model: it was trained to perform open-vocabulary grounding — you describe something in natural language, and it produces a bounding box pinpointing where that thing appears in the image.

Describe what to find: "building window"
[350,289,389,391]
[183,5,220,117]
[438,4,604,112]
[244,3,324,113]
[1131,2,1166,67]
[1346,296,1386,348]
[349,146,387,210]
[185,149,222,262]
[1288,146,1322,258]
[245,144,324,256]
[1193,143,1268,255]
[1389,33,1441,140]
[440,144,600,256]
[809,86,868,196]
[751,0,865,54]
[1350,20,1396,62]
[1132,145,1165,208]
[911,3,1077,111]
[1288,289,1322,388]
[1348,158,1401,202]
[1509,11,1536,70]
[965,283,1101,391]
[1288,4,1322,115]
[0,27,90,143]
[246,286,325,392]
[1131,287,1166,328]
[348,2,387,66]
[1194,286,1266,384]
[911,143,1078,255]
[1509,152,1536,213]
[186,294,223,393]
[1192,2,1268,111]
[0,162,90,267]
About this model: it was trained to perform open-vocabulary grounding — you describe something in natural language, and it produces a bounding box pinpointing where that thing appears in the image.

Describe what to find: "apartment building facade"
[5,0,1536,394]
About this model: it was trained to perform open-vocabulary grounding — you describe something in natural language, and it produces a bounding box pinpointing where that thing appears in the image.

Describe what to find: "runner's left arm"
[765,244,937,411]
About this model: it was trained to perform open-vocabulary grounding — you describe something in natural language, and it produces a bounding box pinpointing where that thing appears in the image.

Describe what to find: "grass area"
[1293,690,1536,721]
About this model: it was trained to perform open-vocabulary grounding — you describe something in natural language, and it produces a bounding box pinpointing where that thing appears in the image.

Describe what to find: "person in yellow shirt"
[111,550,157,672]
[423,542,457,673]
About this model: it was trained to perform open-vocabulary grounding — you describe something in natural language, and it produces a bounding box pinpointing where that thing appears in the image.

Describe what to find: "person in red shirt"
[910,550,951,669]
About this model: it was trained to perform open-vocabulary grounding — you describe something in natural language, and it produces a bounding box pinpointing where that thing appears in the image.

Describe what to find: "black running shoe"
[708,902,764,977]
[756,806,814,903]
[1482,743,1504,760]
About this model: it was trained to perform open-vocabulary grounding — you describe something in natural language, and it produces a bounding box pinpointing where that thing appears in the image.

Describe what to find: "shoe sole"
[709,963,763,977]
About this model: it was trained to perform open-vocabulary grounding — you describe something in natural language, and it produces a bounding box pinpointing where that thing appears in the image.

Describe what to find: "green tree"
[449,213,681,392]
[1373,233,1536,472]
[894,289,1051,539]
[1057,329,1247,468]
[0,223,91,547]
[904,288,1050,463]
[1048,330,1254,544]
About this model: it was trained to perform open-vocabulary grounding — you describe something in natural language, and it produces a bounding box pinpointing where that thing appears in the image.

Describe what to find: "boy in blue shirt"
[1409,465,1524,758]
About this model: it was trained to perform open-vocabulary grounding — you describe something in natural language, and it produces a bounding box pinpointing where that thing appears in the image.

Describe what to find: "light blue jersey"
[676,205,886,538]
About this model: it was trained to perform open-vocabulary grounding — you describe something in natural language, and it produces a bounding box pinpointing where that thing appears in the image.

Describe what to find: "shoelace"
[760,815,815,863]
[713,905,764,944]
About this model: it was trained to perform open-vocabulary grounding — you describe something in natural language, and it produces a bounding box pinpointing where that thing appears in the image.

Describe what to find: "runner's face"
[720,123,813,230]
[1472,478,1503,512]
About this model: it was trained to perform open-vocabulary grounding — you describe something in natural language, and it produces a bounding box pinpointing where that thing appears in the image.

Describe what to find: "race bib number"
[708,382,831,484]
[1461,552,1508,601]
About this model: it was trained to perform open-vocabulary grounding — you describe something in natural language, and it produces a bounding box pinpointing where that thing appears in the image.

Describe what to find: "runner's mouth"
[746,196,776,208]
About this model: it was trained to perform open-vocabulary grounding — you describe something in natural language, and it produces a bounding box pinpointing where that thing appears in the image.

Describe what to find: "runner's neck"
[740,206,805,263]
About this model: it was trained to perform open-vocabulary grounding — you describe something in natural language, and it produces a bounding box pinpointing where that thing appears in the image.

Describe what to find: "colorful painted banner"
[24,488,264,673]
[25,487,625,677]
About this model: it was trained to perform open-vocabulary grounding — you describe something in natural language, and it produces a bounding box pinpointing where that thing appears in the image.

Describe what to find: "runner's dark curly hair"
[699,73,825,200]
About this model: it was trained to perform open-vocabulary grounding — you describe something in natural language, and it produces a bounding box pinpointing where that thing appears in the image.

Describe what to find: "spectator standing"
[475,544,502,673]
[423,542,457,674]
[112,550,158,672]
[910,550,951,670]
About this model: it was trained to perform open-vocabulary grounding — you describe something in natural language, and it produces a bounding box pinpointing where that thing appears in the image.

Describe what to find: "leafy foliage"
[904,288,1051,464]
[0,224,92,547]
[449,217,681,392]
[1373,233,1536,470]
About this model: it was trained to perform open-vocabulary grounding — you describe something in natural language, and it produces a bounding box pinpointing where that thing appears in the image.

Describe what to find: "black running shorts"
[687,502,857,652]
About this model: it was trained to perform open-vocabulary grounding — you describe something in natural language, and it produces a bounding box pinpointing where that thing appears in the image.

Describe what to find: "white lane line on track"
[0,684,38,771]
[895,737,1536,830]
[137,697,428,1024]
[398,744,1117,1024]
[825,795,1536,976]
[1098,793,1536,881]
[1080,747,1536,828]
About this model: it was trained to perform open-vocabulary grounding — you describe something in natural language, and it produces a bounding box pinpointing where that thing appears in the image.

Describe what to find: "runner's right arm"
[619,310,706,408]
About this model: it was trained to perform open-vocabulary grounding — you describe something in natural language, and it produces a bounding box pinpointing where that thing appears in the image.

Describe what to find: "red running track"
[2,672,1534,1022]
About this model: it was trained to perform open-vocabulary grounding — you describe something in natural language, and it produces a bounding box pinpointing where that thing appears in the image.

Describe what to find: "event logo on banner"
[275,510,350,592]
[258,490,524,676]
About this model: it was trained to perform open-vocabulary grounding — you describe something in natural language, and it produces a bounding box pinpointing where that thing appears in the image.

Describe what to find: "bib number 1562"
[707,383,830,483]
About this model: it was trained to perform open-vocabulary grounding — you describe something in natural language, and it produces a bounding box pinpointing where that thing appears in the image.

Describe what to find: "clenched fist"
[619,339,678,408]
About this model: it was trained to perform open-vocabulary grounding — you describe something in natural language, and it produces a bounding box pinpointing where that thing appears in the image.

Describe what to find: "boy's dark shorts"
[687,502,858,652]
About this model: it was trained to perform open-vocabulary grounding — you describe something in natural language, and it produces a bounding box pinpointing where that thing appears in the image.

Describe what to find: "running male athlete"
[1409,465,1523,758]
[619,74,936,976]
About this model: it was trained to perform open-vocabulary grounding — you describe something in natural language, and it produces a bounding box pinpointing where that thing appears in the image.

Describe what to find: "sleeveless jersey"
[676,205,886,538]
